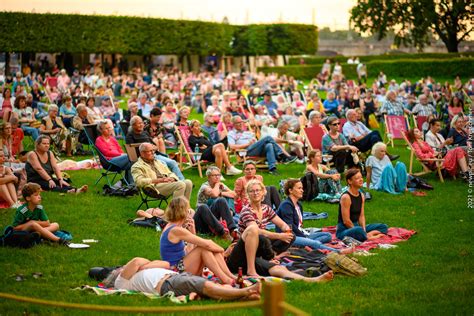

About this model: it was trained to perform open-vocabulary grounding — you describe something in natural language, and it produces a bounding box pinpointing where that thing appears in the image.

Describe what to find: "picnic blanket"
[322,226,417,253]
[74,284,193,304]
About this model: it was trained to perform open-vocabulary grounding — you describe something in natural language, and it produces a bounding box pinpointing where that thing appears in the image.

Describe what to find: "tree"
[350,0,472,52]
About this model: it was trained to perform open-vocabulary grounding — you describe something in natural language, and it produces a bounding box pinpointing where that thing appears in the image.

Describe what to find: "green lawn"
[0,136,472,315]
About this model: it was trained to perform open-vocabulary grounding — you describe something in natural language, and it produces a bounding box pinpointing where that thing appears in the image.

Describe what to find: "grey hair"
[206,166,221,177]
[139,142,153,153]
[97,120,110,134]
[102,268,123,288]
[231,115,243,124]
[450,114,463,128]
[346,109,357,117]
[277,120,290,129]
[371,142,387,156]
[138,92,148,100]
[76,103,87,113]
[130,115,143,126]
[243,160,257,169]
[309,111,321,120]
[35,134,51,146]
[48,104,58,112]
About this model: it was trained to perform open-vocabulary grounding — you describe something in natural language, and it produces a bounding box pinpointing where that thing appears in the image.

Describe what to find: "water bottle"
[194,144,200,161]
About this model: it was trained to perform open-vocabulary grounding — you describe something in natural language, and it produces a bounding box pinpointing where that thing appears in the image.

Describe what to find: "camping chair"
[303,126,333,166]
[125,143,170,210]
[384,114,410,147]
[413,114,428,131]
[174,125,211,178]
[83,124,129,186]
[401,131,444,183]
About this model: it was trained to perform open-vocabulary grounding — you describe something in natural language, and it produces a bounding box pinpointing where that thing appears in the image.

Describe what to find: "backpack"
[0,226,42,249]
[129,216,168,230]
[102,184,139,197]
[300,172,319,201]
[324,252,367,277]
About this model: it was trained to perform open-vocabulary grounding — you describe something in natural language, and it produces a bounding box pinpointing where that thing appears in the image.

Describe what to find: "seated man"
[257,90,278,117]
[131,143,192,200]
[195,166,238,240]
[342,109,398,160]
[263,121,305,163]
[228,116,296,175]
[72,104,95,145]
[126,116,184,180]
[103,257,261,300]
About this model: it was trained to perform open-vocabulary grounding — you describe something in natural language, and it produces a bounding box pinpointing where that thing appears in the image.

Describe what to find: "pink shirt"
[95,136,124,160]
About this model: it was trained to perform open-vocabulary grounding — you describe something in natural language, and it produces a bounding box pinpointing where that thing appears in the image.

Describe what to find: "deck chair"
[303,126,333,166]
[401,131,444,183]
[125,143,170,210]
[174,125,211,178]
[413,115,428,131]
[384,115,410,147]
[338,118,347,133]
[83,124,129,186]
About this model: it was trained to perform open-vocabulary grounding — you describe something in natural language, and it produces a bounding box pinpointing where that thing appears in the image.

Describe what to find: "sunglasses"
[331,122,340,126]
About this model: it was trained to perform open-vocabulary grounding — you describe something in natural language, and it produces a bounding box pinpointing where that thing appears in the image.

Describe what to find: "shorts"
[159,272,206,297]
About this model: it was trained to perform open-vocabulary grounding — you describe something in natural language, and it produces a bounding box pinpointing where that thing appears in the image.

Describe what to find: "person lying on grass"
[160,197,237,285]
[336,168,388,242]
[12,182,70,246]
[103,257,261,301]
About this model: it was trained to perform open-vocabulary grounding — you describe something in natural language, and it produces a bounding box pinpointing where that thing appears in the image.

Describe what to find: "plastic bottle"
[194,144,200,161]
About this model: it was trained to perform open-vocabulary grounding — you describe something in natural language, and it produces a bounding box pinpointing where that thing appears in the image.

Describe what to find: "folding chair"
[401,131,444,182]
[174,125,211,178]
[303,126,332,166]
[384,115,410,147]
[124,143,170,210]
[83,124,129,186]
[413,114,428,131]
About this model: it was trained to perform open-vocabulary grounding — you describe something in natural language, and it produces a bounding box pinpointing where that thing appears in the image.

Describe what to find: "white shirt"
[115,268,177,294]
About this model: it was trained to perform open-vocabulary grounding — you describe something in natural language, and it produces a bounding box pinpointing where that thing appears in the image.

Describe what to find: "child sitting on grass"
[12,183,70,246]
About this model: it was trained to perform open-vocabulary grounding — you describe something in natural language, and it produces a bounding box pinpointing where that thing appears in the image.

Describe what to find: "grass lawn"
[0,76,472,315]
[0,136,471,315]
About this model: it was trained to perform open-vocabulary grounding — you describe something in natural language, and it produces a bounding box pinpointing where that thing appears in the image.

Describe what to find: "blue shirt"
[323,99,339,111]
[257,100,278,116]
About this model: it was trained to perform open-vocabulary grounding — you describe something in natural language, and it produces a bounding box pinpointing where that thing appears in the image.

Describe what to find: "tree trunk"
[186,55,192,72]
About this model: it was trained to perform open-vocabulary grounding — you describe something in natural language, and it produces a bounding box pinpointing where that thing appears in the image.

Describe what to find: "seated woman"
[277,179,353,253]
[85,96,103,122]
[425,118,454,155]
[188,120,241,175]
[365,142,407,194]
[280,106,305,133]
[103,257,261,301]
[95,120,133,185]
[237,179,295,277]
[177,106,191,127]
[12,95,40,140]
[306,149,342,199]
[25,135,88,194]
[59,95,77,128]
[159,99,178,148]
[234,161,281,213]
[336,169,388,242]
[160,197,237,285]
[217,112,234,142]
[447,114,468,148]
[0,150,19,207]
[407,128,469,180]
[322,116,358,173]
[307,111,328,133]
[145,108,166,154]
[39,104,72,156]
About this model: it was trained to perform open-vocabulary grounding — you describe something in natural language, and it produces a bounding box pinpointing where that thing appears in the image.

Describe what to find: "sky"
[1,0,357,29]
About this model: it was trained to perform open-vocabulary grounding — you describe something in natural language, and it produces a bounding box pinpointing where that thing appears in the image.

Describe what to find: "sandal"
[412,191,427,197]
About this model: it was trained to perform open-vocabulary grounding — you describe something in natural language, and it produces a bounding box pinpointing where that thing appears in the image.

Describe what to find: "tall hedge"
[0,12,317,56]
[258,58,474,79]
[288,52,474,65]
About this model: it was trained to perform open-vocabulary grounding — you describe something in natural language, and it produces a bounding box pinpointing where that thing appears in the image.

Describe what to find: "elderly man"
[131,143,192,200]
[228,116,296,175]
[342,109,399,160]
[379,91,411,116]
[126,116,184,180]
[411,95,437,116]
[72,103,95,145]
[262,121,305,163]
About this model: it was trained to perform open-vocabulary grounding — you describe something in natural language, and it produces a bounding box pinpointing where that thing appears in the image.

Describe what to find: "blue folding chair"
[83,124,130,187]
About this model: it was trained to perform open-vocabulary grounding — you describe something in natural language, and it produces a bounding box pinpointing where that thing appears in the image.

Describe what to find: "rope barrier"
[0,292,262,313]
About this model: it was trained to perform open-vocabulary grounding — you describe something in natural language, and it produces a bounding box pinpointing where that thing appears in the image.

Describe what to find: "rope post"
[262,281,285,316]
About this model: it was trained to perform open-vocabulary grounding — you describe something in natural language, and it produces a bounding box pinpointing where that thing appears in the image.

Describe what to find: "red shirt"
[12,128,24,156]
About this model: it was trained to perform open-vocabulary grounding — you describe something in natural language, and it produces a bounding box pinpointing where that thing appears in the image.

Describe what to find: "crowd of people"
[1,62,472,301]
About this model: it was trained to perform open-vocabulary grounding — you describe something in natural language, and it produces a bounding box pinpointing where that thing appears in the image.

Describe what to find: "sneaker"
[296,158,305,164]
[388,154,400,161]
[226,166,242,176]
[269,169,280,176]
[280,155,297,164]
[220,175,226,181]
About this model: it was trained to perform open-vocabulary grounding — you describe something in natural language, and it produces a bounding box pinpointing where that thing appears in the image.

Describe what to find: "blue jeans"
[246,136,283,170]
[21,126,40,140]
[109,154,133,184]
[336,222,388,242]
[294,231,341,252]
[154,154,184,180]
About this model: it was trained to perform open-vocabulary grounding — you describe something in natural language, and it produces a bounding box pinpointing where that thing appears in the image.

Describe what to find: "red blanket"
[321,226,417,252]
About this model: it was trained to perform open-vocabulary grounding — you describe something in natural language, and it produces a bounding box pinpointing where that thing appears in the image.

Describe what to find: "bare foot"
[240,292,261,301]
[305,270,334,283]
[77,185,88,194]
